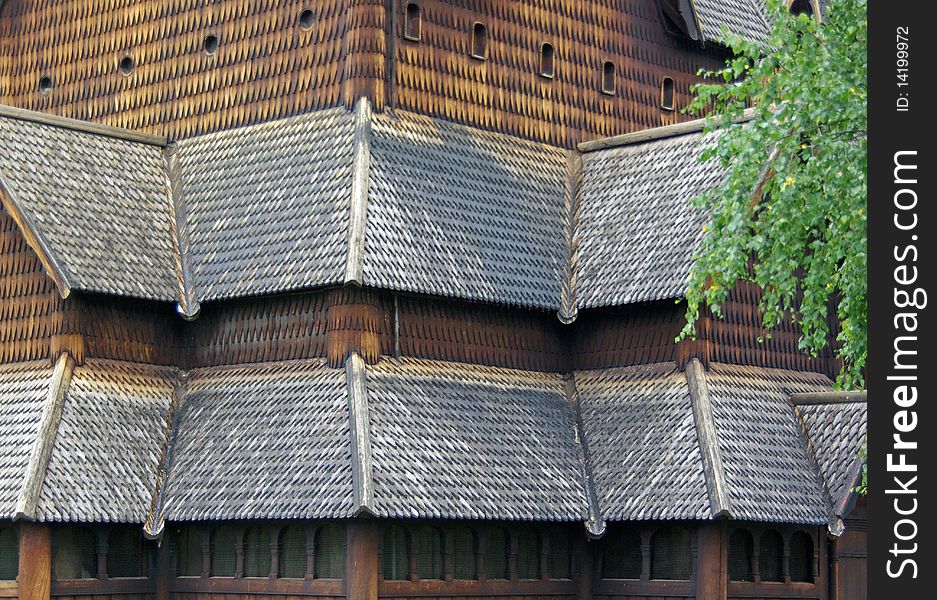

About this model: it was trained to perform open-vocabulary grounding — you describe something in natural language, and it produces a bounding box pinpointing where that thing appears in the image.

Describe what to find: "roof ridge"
[564,373,606,538]
[343,98,373,286]
[559,151,582,324]
[790,400,845,535]
[144,368,187,538]
[685,358,732,519]
[577,107,756,153]
[790,391,867,405]
[0,103,166,147]
[345,352,376,516]
[164,145,200,319]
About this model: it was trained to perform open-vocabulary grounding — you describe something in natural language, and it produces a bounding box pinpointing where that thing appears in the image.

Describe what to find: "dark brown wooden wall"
[0,0,725,147]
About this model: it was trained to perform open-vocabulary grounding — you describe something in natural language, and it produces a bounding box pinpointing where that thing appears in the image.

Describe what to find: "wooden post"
[155,537,172,600]
[346,521,378,600]
[575,537,593,600]
[695,523,727,600]
[17,524,50,600]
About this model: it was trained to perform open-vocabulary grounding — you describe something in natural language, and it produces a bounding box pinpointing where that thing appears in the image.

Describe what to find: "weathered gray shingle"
[576,131,723,309]
[160,359,354,521]
[706,363,832,524]
[177,108,355,302]
[694,0,771,43]
[0,115,177,301]
[366,358,588,521]
[364,110,568,309]
[797,400,866,515]
[0,361,54,519]
[577,363,711,521]
[35,360,176,523]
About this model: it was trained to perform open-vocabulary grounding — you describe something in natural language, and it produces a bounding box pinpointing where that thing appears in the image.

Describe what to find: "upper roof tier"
[0,101,728,319]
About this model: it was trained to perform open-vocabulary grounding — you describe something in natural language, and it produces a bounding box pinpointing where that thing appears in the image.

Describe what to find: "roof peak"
[577,107,756,153]
[0,103,166,147]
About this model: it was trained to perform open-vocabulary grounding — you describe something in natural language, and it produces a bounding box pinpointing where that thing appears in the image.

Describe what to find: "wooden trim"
[0,582,16,598]
[559,151,581,324]
[344,98,373,286]
[379,578,576,596]
[0,104,166,147]
[727,581,821,599]
[346,354,376,514]
[0,184,71,299]
[171,576,344,595]
[51,577,155,595]
[686,358,732,518]
[15,353,74,520]
[577,108,756,152]
[592,578,695,596]
[563,375,604,537]
[789,391,867,405]
[145,371,186,538]
[165,145,200,320]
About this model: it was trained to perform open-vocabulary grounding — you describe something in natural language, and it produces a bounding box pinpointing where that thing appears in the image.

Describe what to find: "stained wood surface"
[17,523,51,600]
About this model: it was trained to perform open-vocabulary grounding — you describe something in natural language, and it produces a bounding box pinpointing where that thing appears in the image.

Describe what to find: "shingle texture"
[176,108,355,301]
[706,363,832,524]
[35,360,176,523]
[693,0,771,43]
[364,111,568,309]
[0,361,54,519]
[798,400,866,514]
[575,131,723,309]
[366,358,588,521]
[160,359,354,521]
[577,363,711,521]
[0,116,177,300]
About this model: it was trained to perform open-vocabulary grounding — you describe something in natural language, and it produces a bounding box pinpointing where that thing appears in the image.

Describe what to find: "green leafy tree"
[682,0,867,388]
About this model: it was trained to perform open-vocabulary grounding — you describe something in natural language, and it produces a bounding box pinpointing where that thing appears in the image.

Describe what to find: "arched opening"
[484,527,509,580]
[789,0,815,16]
[539,43,555,78]
[600,526,641,579]
[172,526,203,577]
[728,529,754,581]
[243,526,271,577]
[471,23,488,60]
[119,55,134,76]
[650,527,691,580]
[404,3,422,41]
[210,525,238,577]
[660,76,676,110]
[53,527,97,580]
[789,531,814,583]
[758,530,784,582]
[382,525,409,581]
[299,8,315,30]
[203,34,219,55]
[414,526,443,580]
[548,528,571,580]
[515,527,539,580]
[107,526,149,578]
[278,525,307,578]
[601,61,616,95]
[0,527,17,581]
[38,75,53,95]
[451,526,477,580]
[314,523,346,579]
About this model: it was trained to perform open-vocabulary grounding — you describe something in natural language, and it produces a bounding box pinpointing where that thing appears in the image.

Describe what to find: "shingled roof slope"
[176,108,355,302]
[0,114,177,301]
[693,0,771,43]
[365,358,589,521]
[0,361,54,519]
[577,363,711,521]
[364,110,568,309]
[160,359,355,522]
[34,360,176,523]
[797,399,866,516]
[706,363,832,524]
[575,130,722,309]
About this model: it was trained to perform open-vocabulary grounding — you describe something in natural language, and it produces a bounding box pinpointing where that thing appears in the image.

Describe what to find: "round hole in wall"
[299,8,315,30]
[203,33,219,55]
[38,75,53,95]
[119,55,134,76]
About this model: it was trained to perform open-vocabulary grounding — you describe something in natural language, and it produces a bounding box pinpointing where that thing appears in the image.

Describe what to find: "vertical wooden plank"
[17,523,50,600]
[575,536,593,600]
[346,521,378,600]
[155,536,172,600]
[695,523,727,600]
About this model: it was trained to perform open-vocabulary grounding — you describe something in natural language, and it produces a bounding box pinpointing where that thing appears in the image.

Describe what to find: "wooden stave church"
[0,2,866,600]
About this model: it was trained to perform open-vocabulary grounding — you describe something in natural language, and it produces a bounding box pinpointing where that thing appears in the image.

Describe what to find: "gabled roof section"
[0,106,177,302]
[175,107,356,303]
[794,394,867,517]
[692,0,772,44]
[364,110,568,309]
[34,360,176,523]
[574,128,723,310]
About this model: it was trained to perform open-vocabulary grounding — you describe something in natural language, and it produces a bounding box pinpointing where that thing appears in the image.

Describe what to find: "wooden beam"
[346,521,378,600]
[790,391,867,405]
[559,150,582,325]
[577,108,756,152]
[17,523,51,600]
[0,104,167,147]
[695,522,727,600]
[165,146,200,320]
[344,98,372,286]
[15,353,74,521]
[346,353,376,515]
[686,358,732,518]
[563,375,605,537]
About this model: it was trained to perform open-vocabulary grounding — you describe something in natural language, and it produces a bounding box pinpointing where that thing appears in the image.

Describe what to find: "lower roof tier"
[0,355,865,536]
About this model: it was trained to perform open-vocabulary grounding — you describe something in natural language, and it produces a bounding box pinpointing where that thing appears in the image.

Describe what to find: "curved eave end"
[176,301,200,321]
[827,517,845,539]
[585,518,606,540]
[143,520,164,541]
[557,307,578,325]
[354,505,377,518]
